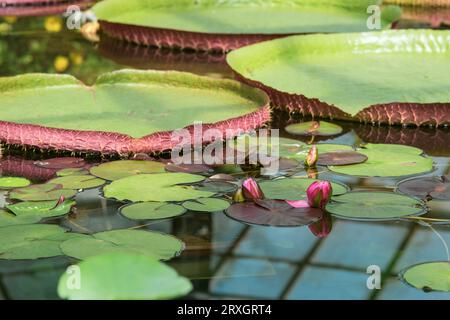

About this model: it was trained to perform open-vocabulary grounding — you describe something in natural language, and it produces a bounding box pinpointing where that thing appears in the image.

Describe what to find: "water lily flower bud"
[233,188,245,203]
[50,195,65,210]
[242,177,265,201]
[304,145,318,168]
[307,181,332,209]
[309,213,333,238]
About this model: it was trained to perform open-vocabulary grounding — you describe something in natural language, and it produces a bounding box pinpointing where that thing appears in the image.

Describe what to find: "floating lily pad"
[120,202,186,220]
[196,181,237,194]
[397,175,450,200]
[93,0,399,51]
[48,175,105,190]
[0,177,31,189]
[34,158,85,170]
[56,168,90,177]
[182,198,230,212]
[285,121,343,136]
[226,199,322,227]
[103,173,214,202]
[8,183,77,202]
[234,135,306,158]
[0,224,77,260]
[0,70,269,154]
[317,151,368,166]
[327,192,426,220]
[0,210,40,227]
[6,199,75,219]
[284,144,354,161]
[227,30,450,126]
[60,229,184,261]
[260,178,348,201]
[329,144,433,177]
[165,163,212,174]
[58,252,192,300]
[400,262,450,293]
[90,160,166,181]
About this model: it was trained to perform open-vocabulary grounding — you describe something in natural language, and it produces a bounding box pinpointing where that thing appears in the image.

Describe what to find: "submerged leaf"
[397,175,450,200]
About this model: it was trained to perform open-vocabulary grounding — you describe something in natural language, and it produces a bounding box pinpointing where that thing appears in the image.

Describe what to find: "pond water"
[0,13,450,300]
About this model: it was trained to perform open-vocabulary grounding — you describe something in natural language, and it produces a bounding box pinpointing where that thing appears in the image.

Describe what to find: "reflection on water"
[0,12,450,300]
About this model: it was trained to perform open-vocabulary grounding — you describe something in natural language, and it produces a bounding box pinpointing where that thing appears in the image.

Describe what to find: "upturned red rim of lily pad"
[0,0,94,17]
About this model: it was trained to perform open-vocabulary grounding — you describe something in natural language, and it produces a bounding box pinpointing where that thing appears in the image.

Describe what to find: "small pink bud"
[233,188,245,203]
[309,213,333,238]
[304,145,318,168]
[50,195,65,210]
[307,181,332,209]
[285,200,310,208]
[242,177,265,201]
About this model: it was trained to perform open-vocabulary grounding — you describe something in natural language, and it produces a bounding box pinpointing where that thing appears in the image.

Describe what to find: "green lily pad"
[182,198,230,212]
[8,184,77,202]
[329,144,433,177]
[6,199,75,219]
[94,0,398,34]
[227,30,450,120]
[0,177,31,189]
[284,144,354,161]
[58,252,192,300]
[0,70,268,153]
[103,173,214,202]
[260,178,348,201]
[285,121,343,136]
[48,175,105,190]
[60,229,184,261]
[196,181,238,194]
[0,224,77,260]
[56,168,90,177]
[327,192,426,220]
[234,135,307,159]
[120,202,186,220]
[90,160,166,181]
[401,262,450,293]
[0,210,41,227]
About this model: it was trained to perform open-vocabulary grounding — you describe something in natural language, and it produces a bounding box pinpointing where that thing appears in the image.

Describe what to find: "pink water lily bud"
[304,145,318,168]
[309,213,333,238]
[242,177,265,201]
[50,195,65,210]
[285,200,310,208]
[307,181,332,209]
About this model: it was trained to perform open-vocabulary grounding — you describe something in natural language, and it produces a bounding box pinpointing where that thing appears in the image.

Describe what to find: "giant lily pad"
[103,173,214,202]
[327,192,426,220]
[58,252,192,300]
[0,177,30,189]
[400,262,450,293]
[8,183,77,201]
[397,175,450,200]
[0,70,269,154]
[384,0,448,7]
[93,0,399,51]
[120,202,186,220]
[227,30,450,126]
[0,0,94,17]
[260,178,348,201]
[329,144,433,177]
[226,199,322,227]
[60,229,184,261]
[0,224,78,260]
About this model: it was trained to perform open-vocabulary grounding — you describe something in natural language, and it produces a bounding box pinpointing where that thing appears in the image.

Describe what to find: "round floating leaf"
[397,176,450,200]
[120,202,186,220]
[329,144,433,177]
[317,151,368,166]
[48,175,105,190]
[90,160,166,181]
[60,229,184,261]
[56,168,90,177]
[182,198,230,212]
[260,178,348,201]
[34,157,85,169]
[0,224,72,260]
[234,135,306,158]
[0,210,40,227]
[327,192,426,221]
[0,177,31,189]
[285,143,354,161]
[103,173,214,202]
[6,199,75,219]
[8,183,77,202]
[58,252,192,300]
[401,262,450,293]
[165,163,212,174]
[226,199,322,227]
[196,181,237,193]
[285,121,343,136]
